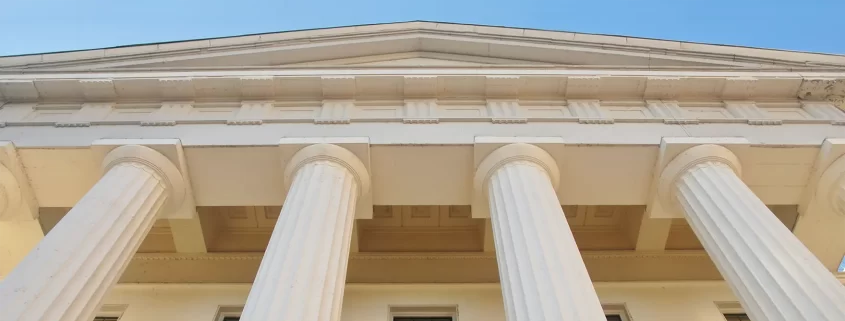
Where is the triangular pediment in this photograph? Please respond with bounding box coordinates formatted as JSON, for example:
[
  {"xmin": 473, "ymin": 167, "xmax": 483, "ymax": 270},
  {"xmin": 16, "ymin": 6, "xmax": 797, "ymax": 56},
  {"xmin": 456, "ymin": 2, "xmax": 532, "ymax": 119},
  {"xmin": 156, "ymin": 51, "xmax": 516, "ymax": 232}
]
[
  {"xmin": 283, "ymin": 52, "xmax": 554, "ymax": 67},
  {"xmin": 2, "ymin": 21, "xmax": 844, "ymax": 70}
]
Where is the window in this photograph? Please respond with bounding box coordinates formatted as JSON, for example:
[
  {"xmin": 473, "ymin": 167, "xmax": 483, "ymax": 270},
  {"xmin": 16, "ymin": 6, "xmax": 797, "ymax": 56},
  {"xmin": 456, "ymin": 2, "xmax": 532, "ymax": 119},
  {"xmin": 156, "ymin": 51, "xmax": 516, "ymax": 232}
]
[
  {"xmin": 221, "ymin": 318, "xmax": 240, "ymax": 321},
  {"xmin": 606, "ymin": 315, "xmax": 623, "ymax": 321},
  {"xmin": 724, "ymin": 314, "xmax": 751, "ymax": 321},
  {"xmin": 390, "ymin": 306, "xmax": 457, "ymax": 320}
]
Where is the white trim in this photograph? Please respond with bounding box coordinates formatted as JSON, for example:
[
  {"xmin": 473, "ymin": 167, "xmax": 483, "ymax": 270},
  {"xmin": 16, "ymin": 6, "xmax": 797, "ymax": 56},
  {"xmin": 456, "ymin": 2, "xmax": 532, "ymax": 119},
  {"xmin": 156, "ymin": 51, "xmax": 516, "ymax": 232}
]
[
  {"xmin": 3, "ymin": 22, "xmax": 844, "ymax": 68},
  {"xmin": 213, "ymin": 306, "xmax": 243, "ymax": 321},
  {"xmin": 95, "ymin": 304, "xmax": 127, "ymax": 319},
  {"xmin": 716, "ymin": 302, "xmax": 746, "ymax": 317},
  {"xmin": 602, "ymin": 304, "xmax": 631, "ymax": 321},
  {"xmin": 388, "ymin": 305, "xmax": 459, "ymax": 321}
]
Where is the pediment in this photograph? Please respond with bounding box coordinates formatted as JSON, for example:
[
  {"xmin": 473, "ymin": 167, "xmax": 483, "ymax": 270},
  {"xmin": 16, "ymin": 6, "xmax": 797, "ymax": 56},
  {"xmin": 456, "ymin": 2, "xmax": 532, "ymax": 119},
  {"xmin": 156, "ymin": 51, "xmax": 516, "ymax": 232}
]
[
  {"xmin": 2, "ymin": 21, "xmax": 845, "ymax": 71},
  {"xmin": 285, "ymin": 52, "xmax": 554, "ymax": 67}
]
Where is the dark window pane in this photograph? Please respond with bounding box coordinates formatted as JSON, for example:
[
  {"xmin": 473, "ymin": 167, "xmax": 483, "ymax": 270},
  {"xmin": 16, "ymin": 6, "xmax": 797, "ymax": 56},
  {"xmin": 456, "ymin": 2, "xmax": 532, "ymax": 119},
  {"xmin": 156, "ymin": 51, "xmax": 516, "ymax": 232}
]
[
  {"xmin": 222, "ymin": 318, "xmax": 240, "ymax": 321},
  {"xmin": 606, "ymin": 315, "xmax": 623, "ymax": 321},
  {"xmin": 724, "ymin": 314, "xmax": 751, "ymax": 321}
]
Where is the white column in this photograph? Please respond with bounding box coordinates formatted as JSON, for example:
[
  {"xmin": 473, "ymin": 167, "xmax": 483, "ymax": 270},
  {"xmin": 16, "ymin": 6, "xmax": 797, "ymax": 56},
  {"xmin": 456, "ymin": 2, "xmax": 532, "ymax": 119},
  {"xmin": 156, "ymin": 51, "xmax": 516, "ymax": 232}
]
[
  {"xmin": 474, "ymin": 143, "xmax": 606, "ymax": 321},
  {"xmin": 657, "ymin": 144, "xmax": 845, "ymax": 321},
  {"xmin": 0, "ymin": 145, "xmax": 186, "ymax": 321},
  {"xmin": 240, "ymin": 144, "xmax": 370, "ymax": 321}
]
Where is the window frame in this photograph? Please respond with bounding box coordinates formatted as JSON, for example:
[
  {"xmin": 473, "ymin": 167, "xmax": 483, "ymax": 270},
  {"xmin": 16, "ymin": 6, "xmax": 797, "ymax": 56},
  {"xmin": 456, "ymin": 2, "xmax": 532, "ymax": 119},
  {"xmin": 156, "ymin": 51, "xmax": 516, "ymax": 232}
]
[
  {"xmin": 214, "ymin": 306, "xmax": 243, "ymax": 321},
  {"xmin": 388, "ymin": 305, "xmax": 458, "ymax": 321},
  {"xmin": 93, "ymin": 304, "xmax": 127, "ymax": 321},
  {"xmin": 602, "ymin": 304, "xmax": 631, "ymax": 321},
  {"xmin": 717, "ymin": 302, "xmax": 748, "ymax": 321}
]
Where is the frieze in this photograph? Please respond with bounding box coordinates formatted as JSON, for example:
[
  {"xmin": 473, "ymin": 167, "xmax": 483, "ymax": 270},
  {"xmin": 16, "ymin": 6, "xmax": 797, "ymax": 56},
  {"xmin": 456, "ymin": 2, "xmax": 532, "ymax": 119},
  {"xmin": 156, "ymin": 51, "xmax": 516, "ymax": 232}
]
[{"xmin": 0, "ymin": 98, "xmax": 842, "ymax": 127}]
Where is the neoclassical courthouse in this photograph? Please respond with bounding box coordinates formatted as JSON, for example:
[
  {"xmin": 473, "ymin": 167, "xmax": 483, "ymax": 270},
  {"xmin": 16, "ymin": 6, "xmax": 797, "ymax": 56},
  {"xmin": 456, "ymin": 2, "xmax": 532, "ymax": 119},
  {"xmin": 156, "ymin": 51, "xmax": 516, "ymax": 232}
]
[{"xmin": 2, "ymin": 21, "xmax": 845, "ymax": 321}]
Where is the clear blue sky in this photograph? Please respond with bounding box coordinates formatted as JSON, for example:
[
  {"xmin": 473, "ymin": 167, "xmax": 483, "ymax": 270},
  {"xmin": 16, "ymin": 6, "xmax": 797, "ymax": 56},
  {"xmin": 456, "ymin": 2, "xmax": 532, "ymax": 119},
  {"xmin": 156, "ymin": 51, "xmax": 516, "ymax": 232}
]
[{"xmin": 1, "ymin": 0, "xmax": 844, "ymax": 56}]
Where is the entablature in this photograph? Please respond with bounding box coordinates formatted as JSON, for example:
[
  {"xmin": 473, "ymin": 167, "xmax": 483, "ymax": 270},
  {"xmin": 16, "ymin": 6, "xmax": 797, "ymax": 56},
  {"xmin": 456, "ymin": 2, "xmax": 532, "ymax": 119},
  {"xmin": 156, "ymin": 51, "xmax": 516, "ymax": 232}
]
[
  {"xmin": 1, "ymin": 72, "xmax": 844, "ymax": 104},
  {"xmin": 1, "ymin": 98, "xmax": 842, "ymax": 128}
]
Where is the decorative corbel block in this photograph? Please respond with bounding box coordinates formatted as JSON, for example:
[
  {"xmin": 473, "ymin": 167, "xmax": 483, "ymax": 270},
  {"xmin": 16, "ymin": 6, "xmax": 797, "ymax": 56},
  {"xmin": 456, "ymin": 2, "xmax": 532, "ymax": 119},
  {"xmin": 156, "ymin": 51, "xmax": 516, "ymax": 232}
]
[
  {"xmin": 56, "ymin": 103, "xmax": 113, "ymax": 127},
  {"xmin": 486, "ymin": 100, "xmax": 526, "ymax": 124},
  {"xmin": 316, "ymin": 100, "xmax": 353, "ymax": 124},
  {"xmin": 227, "ymin": 101, "xmax": 273, "ymax": 125},
  {"xmin": 403, "ymin": 100, "xmax": 438, "ymax": 124},
  {"xmin": 568, "ymin": 100, "xmax": 613, "ymax": 124},
  {"xmin": 643, "ymin": 77, "xmax": 680, "ymax": 100},
  {"xmin": 0, "ymin": 80, "xmax": 39, "ymax": 102},
  {"xmin": 403, "ymin": 76, "xmax": 438, "ymax": 98},
  {"xmin": 725, "ymin": 101, "xmax": 781, "ymax": 125},
  {"xmin": 159, "ymin": 78, "xmax": 195, "ymax": 101},
  {"xmin": 646, "ymin": 100, "xmax": 698, "ymax": 124},
  {"xmin": 79, "ymin": 79, "xmax": 117, "ymax": 101},
  {"xmin": 321, "ymin": 76, "xmax": 356, "ymax": 99},
  {"xmin": 141, "ymin": 102, "xmax": 192, "ymax": 126},
  {"xmin": 485, "ymin": 76, "xmax": 520, "ymax": 98},
  {"xmin": 722, "ymin": 77, "xmax": 758, "ymax": 100},
  {"xmin": 802, "ymin": 102, "xmax": 845, "ymax": 125},
  {"xmin": 565, "ymin": 76, "xmax": 600, "ymax": 99},
  {"xmin": 240, "ymin": 76, "xmax": 275, "ymax": 99}
]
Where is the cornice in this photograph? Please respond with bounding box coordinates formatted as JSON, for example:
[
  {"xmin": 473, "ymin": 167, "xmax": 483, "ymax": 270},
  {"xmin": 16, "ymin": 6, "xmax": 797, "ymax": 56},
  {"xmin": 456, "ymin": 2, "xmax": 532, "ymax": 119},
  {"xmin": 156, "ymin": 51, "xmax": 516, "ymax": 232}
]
[
  {"xmin": 0, "ymin": 74, "xmax": 843, "ymax": 107},
  {"xmin": 4, "ymin": 22, "xmax": 845, "ymax": 69}
]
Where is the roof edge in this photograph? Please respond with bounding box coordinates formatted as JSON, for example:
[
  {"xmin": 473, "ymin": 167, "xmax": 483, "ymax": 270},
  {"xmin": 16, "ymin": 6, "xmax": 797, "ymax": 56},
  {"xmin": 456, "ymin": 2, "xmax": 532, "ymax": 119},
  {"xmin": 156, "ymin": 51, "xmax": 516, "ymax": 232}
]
[{"xmin": 2, "ymin": 21, "xmax": 844, "ymax": 68}]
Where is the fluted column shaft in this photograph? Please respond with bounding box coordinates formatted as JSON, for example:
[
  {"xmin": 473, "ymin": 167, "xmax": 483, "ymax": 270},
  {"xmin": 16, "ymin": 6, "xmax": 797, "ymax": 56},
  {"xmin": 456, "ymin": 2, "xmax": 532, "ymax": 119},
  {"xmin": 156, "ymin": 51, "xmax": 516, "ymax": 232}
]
[
  {"xmin": 241, "ymin": 144, "xmax": 367, "ymax": 321},
  {"xmin": 479, "ymin": 144, "xmax": 605, "ymax": 321},
  {"xmin": 673, "ymin": 161, "xmax": 845, "ymax": 320},
  {"xmin": 0, "ymin": 161, "xmax": 170, "ymax": 321}
]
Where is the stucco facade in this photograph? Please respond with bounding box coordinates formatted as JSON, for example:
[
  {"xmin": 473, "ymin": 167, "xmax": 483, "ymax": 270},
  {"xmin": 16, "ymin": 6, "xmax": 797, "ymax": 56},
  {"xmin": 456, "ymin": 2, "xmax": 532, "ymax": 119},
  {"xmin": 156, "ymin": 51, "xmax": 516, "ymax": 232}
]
[{"xmin": 1, "ymin": 21, "xmax": 845, "ymax": 321}]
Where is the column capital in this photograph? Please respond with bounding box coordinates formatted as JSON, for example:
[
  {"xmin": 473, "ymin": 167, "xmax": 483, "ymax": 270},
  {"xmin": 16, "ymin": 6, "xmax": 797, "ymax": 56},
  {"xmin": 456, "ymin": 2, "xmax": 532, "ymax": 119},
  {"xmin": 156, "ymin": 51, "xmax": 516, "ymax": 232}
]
[
  {"xmin": 818, "ymin": 153, "xmax": 845, "ymax": 216},
  {"xmin": 0, "ymin": 164, "xmax": 22, "ymax": 220},
  {"xmin": 284, "ymin": 143, "xmax": 371, "ymax": 197},
  {"xmin": 474, "ymin": 143, "xmax": 560, "ymax": 193},
  {"xmin": 102, "ymin": 144, "xmax": 186, "ymax": 214},
  {"xmin": 657, "ymin": 144, "xmax": 742, "ymax": 213},
  {"xmin": 0, "ymin": 142, "xmax": 38, "ymax": 221},
  {"xmin": 472, "ymin": 143, "xmax": 560, "ymax": 219}
]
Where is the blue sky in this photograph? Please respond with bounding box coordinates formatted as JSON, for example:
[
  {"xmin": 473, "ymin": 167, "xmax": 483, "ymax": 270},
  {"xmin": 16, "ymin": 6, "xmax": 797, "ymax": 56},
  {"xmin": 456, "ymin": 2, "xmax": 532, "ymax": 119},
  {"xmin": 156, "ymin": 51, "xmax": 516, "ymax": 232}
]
[{"xmin": 1, "ymin": 0, "xmax": 844, "ymax": 56}]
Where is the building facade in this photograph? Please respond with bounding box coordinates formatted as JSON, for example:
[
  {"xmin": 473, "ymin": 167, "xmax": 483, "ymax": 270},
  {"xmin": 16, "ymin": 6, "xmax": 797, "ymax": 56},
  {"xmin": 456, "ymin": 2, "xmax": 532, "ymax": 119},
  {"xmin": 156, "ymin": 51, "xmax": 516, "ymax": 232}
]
[{"xmin": 1, "ymin": 21, "xmax": 845, "ymax": 321}]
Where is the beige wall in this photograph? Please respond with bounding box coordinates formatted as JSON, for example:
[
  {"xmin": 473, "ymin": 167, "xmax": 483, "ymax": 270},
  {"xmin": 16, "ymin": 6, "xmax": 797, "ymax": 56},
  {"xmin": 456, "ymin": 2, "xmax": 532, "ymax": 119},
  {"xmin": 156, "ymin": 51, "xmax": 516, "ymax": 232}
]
[{"xmin": 103, "ymin": 282, "xmax": 750, "ymax": 321}]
